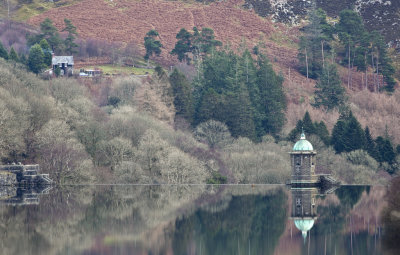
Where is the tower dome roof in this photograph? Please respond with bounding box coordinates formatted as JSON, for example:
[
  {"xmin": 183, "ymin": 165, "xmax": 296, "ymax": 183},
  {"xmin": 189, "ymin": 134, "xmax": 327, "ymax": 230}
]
[{"xmin": 293, "ymin": 132, "xmax": 313, "ymax": 151}]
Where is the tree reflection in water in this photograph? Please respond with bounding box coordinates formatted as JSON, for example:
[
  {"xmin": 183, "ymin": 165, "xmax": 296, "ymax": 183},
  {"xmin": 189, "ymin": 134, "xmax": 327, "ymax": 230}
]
[
  {"xmin": 382, "ymin": 177, "xmax": 400, "ymax": 255},
  {"xmin": 0, "ymin": 184, "xmax": 390, "ymax": 255}
]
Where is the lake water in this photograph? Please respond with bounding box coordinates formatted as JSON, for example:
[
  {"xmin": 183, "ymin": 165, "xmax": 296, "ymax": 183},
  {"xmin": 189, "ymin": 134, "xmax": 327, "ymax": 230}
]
[{"xmin": 0, "ymin": 185, "xmax": 394, "ymax": 255}]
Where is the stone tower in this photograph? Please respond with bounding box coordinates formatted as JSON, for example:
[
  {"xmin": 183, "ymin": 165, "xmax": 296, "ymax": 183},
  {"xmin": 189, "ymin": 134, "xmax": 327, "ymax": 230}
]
[{"xmin": 290, "ymin": 132, "xmax": 317, "ymax": 185}]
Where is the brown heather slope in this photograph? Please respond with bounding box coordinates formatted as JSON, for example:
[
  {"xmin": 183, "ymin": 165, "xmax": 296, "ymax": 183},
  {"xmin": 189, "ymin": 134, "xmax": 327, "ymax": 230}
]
[
  {"xmin": 29, "ymin": 0, "xmax": 400, "ymax": 143},
  {"xmin": 29, "ymin": 0, "xmax": 300, "ymax": 69}
]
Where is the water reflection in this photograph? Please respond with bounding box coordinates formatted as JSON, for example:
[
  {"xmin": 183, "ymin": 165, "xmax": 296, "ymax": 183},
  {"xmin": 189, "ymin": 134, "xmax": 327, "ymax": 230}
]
[
  {"xmin": 290, "ymin": 187, "xmax": 319, "ymax": 243},
  {"xmin": 0, "ymin": 185, "xmax": 388, "ymax": 255},
  {"xmin": 0, "ymin": 185, "xmax": 51, "ymax": 205},
  {"xmin": 381, "ymin": 177, "xmax": 400, "ymax": 255},
  {"xmin": 287, "ymin": 185, "xmax": 385, "ymax": 255}
]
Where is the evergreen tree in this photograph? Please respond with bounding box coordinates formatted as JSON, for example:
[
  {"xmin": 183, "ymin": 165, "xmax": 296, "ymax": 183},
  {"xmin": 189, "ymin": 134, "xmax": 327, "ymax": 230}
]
[
  {"xmin": 170, "ymin": 28, "xmax": 193, "ymax": 64},
  {"xmin": 370, "ymin": 31, "xmax": 396, "ymax": 92},
  {"xmin": 331, "ymin": 119, "xmax": 347, "ymax": 153},
  {"xmin": 225, "ymin": 85, "xmax": 257, "ymax": 140},
  {"xmin": 192, "ymin": 27, "xmax": 222, "ymax": 58},
  {"xmin": 39, "ymin": 18, "xmax": 62, "ymax": 52},
  {"xmin": 0, "ymin": 42, "xmax": 9, "ymax": 60},
  {"xmin": 336, "ymin": 9, "xmax": 366, "ymax": 77},
  {"xmin": 364, "ymin": 126, "xmax": 378, "ymax": 159},
  {"xmin": 28, "ymin": 44, "xmax": 45, "ymax": 74},
  {"xmin": 39, "ymin": 39, "xmax": 52, "ymax": 67},
  {"xmin": 315, "ymin": 121, "xmax": 330, "ymax": 145},
  {"xmin": 288, "ymin": 119, "xmax": 304, "ymax": 142},
  {"xmin": 19, "ymin": 53, "xmax": 27, "ymax": 65},
  {"xmin": 196, "ymin": 88, "xmax": 227, "ymax": 125},
  {"xmin": 375, "ymin": 136, "xmax": 396, "ymax": 164},
  {"xmin": 169, "ymin": 69, "xmax": 194, "ymax": 122},
  {"xmin": 313, "ymin": 63, "xmax": 346, "ymax": 111},
  {"xmin": 255, "ymin": 54, "xmax": 286, "ymax": 135},
  {"xmin": 8, "ymin": 47, "xmax": 18, "ymax": 62},
  {"xmin": 193, "ymin": 48, "xmax": 285, "ymax": 140},
  {"xmin": 343, "ymin": 112, "xmax": 366, "ymax": 152},
  {"xmin": 298, "ymin": 8, "xmax": 333, "ymax": 79},
  {"xmin": 396, "ymin": 145, "xmax": 400, "ymax": 155},
  {"xmin": 302, "ymin": 111, "xmax": 315, "ymax": 134},
  {"xmin": 62, "ymin": 18, "xmax": 78, "ymax": 55},
  {"xmin": 144, "ymin": 29, "xmax": 162, "ymax": 62},
  {"xmin": 331, "ymin": 112, "xmax": 365, "ymax": 153},
  {"xmin": 287, "ymin": 112, "xmax": 330, "ymax": 145}
]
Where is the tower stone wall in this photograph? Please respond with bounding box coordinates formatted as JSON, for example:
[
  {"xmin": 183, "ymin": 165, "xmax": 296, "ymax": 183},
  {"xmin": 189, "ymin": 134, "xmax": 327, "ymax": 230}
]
[{"xmin": 290, "ymin": 151, "xmax": 318, "ymax": 183}]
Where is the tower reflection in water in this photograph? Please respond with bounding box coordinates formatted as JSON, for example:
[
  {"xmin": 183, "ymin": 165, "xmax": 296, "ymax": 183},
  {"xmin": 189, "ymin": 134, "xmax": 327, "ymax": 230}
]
[{"xmin": 290, "ymin": 187, "xmax": 318, "ymax": 243}]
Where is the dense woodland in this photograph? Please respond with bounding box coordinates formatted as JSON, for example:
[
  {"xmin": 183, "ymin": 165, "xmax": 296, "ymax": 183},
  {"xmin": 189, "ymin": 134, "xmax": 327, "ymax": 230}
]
[{"xmin": 0, "ymin": 5, "xmax": 399, "ymax": 185}]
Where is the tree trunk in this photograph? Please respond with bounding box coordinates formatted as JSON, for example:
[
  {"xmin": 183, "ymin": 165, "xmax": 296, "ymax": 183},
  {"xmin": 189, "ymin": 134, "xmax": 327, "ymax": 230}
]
[
  {"xmin": 350, "ymin": 47, "xmax": 356, "ymax": 90},
  {"xmin": 347, "ymin": 44, "xmax": 351, "ymax": 89},
  {"xmin": 376, "ymin": 52, "xmax": 380, "ymax": 92},
  {"xmin": 365, "ymin": 52, "xmax": 368, "ymax": 90},
  {"xmin": 321, "ymin": 40, "xmax": 325, "ymax": 69},
  {"xmin": 371, "ymin": 53, "xmax": 376, "ymax": 92},
  {"xmin": 305, "ymin": 48, "xmax": 309, "ymax": 81}
]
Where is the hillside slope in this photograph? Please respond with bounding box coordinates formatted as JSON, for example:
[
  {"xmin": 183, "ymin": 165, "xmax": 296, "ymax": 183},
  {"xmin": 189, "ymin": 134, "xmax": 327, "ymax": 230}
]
[
  {"xmin": 27, "ymin": 0, "xmax": 400, "ymax": 144},
  {"xmin": 244, "ymin": 0, "xmax": 400, "ymax": 44},
  {"xmin": 28, "ymin": 0, "xmax": 299, "ymax": 66}
]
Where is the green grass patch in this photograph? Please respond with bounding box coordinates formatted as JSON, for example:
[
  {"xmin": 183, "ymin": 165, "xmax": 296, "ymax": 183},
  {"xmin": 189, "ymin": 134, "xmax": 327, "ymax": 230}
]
[
  {"xmin": 82, "ymin": 65, "xmax": 154, "ymax": 75},
  {"xmin": 269, "ymin": 30, "xmax": 297, "ymax": 49},
  {"xmin": 13, "ymin": 0, "xmax": 81, "ymax": 21}
]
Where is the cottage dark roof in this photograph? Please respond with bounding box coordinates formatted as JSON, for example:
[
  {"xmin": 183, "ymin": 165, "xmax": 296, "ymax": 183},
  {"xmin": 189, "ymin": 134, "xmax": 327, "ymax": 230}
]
[{"xmin": 52, "ymin": 56, "xmax": 74, "ymax": 66}]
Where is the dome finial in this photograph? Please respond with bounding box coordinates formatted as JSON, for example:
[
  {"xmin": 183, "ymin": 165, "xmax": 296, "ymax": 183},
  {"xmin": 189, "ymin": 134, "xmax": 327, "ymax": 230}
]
[{"xmin": 300, "ymin": 127, "xmax": 306, "ymax": 140}]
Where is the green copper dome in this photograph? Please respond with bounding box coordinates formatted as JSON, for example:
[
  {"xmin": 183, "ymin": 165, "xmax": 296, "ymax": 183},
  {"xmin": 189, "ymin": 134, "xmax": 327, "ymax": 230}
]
[{"xmin": 293, "ymin": 132, "xmax": 313, "ymax": 151}]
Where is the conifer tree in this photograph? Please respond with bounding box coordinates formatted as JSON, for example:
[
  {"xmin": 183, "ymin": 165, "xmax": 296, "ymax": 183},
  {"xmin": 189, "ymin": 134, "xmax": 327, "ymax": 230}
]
[
  {"xmin": 170, "ymin": 28, "xmax": 193, "ymax": 64},
  {"xmin": 364, "ymin": 126, "xmax": 378, "ymax": 159},
  {"xmin": 40, "ymin": 18, "xmax": 62, "ymax": 52},
  {"xmin": 287, "ymin": 112, "xmax": 330, "ymax": 145},
  {"xmin": 331, "ymin": 120, "xmax": 347, "ymax": 153},
  {"xmin": 192, "ymin": 27, "xmax": 222, "ymax": 57},
  {"xmin": 144, "ymin": 29, "xmax": 162, "ymax": 63},
  {"xmin": 375, "ymin": 136, "xmax": 396, "ymax": 164},
  {"xmin": 314, "ymin": 121, "xmax": 330, "ymax": 145},
  {"xmin": 343, "ymin": 112, "xmax": 366, "ymax": 152},
  {"xmin": 302, "ymin": 111, "xmax": 315, "ymax": 134},
  {"xmin": 62, "ymin": 18, "xmax": 78, "ymax": 55},
  {"xmin": 225, "ymin": 85, "xmax": 256, "ymax": 140},
  {"xmin": 256, "ymin": 54, "xmax": 286, "ymax": 135},
  {"xmin": 313, "ymin": 63, "xmax": 346, "ymax": 111},
  {"xmin": 39, "ymin": 39, "xmax": 52, "ymax": 66},
  {"xmin": 19, "ymin": 53, "xmax": 27, "ymax": 65},
  {"xmin": 28, "ymin": 44, "xmax": 45, "ymax": 74},
  {"xmin": 0, "ymin": 42, "xmax": 9, "ymax": 60},
  {"xmin": 8, "ymin": 47, "xmax": 18, "ymax": 62},
  {"xmin": 193, "ymin": 47, "xmax": 285, "ymax": 140},
  {"xmin": 169, "ymin": 69, "xmax": 194, "ymax": 122},
  {"xmin": 298, "ymin": 8, "xmax": 333, "ymax": 79},
  {"xmin": 331, "ymin": 112, "xmax": 365, "ymax": 153}
]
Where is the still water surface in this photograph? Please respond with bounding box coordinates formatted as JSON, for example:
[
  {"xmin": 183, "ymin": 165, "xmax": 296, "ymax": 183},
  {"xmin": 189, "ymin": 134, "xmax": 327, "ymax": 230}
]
[{"xmin": 0, "ymin": 185, "xmax": 394, "ymax": 255}]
